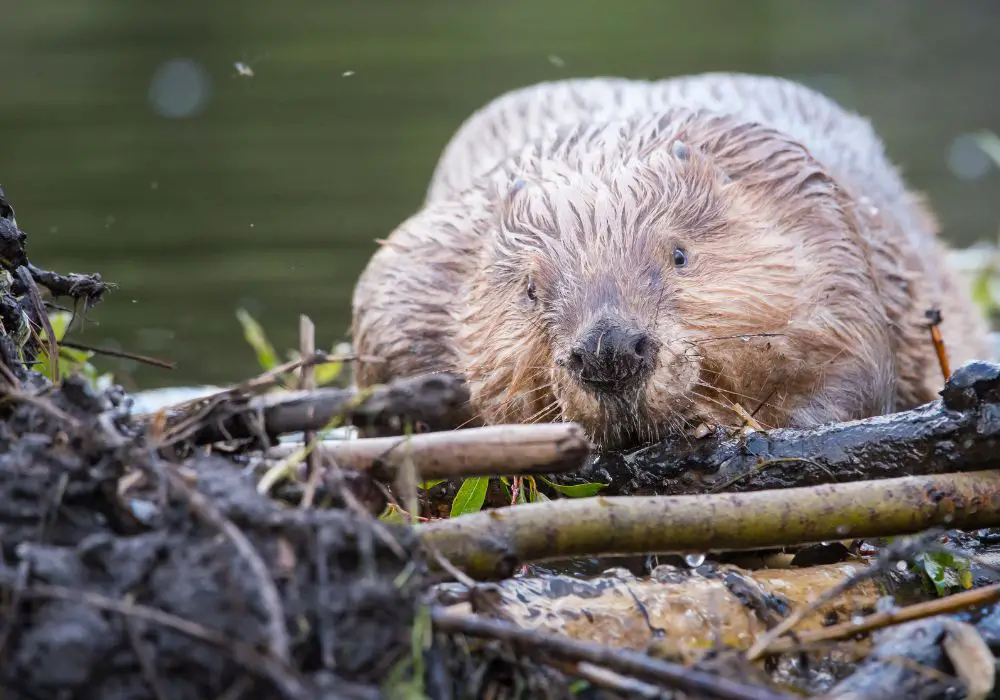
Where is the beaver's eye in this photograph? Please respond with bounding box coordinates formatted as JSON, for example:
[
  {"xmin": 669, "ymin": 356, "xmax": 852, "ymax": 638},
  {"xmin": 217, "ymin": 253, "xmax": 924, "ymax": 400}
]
[
  {"xmin": 526, "ymin": 277, "xmax": 537, "ymax": 302},
  {"xmin": 672, "ymin": 247, "xmax": 688, "ymax": 268}
]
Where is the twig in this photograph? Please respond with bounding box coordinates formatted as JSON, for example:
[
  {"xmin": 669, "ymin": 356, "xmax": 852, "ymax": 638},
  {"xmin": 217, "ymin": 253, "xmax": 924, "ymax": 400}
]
[
  {"xmin": 269, "ymin": 423, "xmax": 592, "ymax": 481},
  {"xmin": 25, "ymin": 262, "xmax": 112, "ymax": 305},
  {"xmin": 926, "ymin": 308, "xmax": 952, "ymax": 381},
  {"xmin": 59, "ymin": 339, "xmax": 175, "ymax": 370},
  {"xmin": 764, "ymin": 580, "xmax": 1000, "ymax": 656},
  {"xmin": 0, "ymin": 389, "xmax": 82, "ymax": 429},
  {"xmin": 0, "ymin": 560, "xmax": 30, "ymax": 661},
  {"xmin": 13, "ymin": 582, "xmax": 312, "ymax": 699},
  {"xmin": 16, "ymin": 266, "xmax": 59, "ymax": 383},
  {"xmin": 186, "ymin": 372, "xmax": 470, "ymax": 446},
  {"xmin": 153, "ymin": 457, "xmax": 290, "ymax": 665},
  {"xmin": 744, "ymin": 530, "xmax": 950, "ymax": 661},
  {"xmin": 122, "ymin": 592, "xmax": 170, "ymax": 700},
  {"xmin": 298, "ymin": 315, "xmax": 321, "ymax": 509},
  {"xmin": 430, "ymin": 608, "xmax": 793, "ymax": 700},
  {"xmin": 551, "ymin": 658, "xmax": 670, "ymax": 698}
]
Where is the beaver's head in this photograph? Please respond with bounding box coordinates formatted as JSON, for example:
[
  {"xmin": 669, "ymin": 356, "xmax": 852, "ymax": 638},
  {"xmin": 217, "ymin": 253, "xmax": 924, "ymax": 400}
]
[{"xmin": 456, "ymin": 118, "xmax": 893, "ymax": 448}]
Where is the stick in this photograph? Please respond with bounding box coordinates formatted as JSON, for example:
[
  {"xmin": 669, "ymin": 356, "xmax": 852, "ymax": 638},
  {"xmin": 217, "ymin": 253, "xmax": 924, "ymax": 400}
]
[
  {"xmin": 188, "ymin": 372, "xmax": 470, "ymax": 445},
  {"xmin": 418, "ymin": 470, "xmax": 1000, "ymax": 579},
  {"xmin": 763, "ymin": 581, "xmax": 1000, "ymax": 657},
  {"xmin": 269, "ymin": 423, "xmax": 592, "ymax": 481},
  {"xmin": 297, "ymin": 315, "xmax": 321, "ymax": 509},
  {"xmin": 430, "ymin": 609, "xmax": 793, "ymax": 700}
]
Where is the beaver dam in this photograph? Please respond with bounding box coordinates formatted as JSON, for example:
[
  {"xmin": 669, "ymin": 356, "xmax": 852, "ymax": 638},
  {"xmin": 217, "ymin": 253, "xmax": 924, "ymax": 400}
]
[{"xmin": 6, "ymin": 188, "xmax": 1000, "ymax": 699}]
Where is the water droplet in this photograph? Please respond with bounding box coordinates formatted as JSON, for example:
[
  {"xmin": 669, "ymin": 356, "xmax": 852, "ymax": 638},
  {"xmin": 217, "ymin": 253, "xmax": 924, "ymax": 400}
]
[
  {"xmin": 342, "ymin": 70, "xmax": 355, "ymax": 77},
  {"xmin": 896, "ymin": 560, "xmax": 908, "ymax": 572},
  {"xmin": 947, "ymin": 132, "xmax": 995, "ymax": 181},
  {"xmin": 836, "ymin": 524, "xmax": 850, "ymax": 535},
  {"xmin": 148, "ymin": 58, "xmax": 212, "ymax": 119},
  {"xmin": 851, "ymin": 615, "xmax": 865, "ymax": 625},
  {"xmin": 684, "ymin": 553, "xmax": 706, "ymax": 567},
  {"xmin": 548, "ymin": 55, "xmax": 565, "ymax": 68},
  {"xmin": 943, "ymin": 514, "xmax": 954, "ymax": 523}
]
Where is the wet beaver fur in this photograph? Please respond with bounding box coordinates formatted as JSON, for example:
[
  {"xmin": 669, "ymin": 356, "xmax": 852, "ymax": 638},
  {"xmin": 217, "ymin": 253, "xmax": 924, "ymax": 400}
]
[{"xmin": 351, "ymin": 73, "xmax": 991, "ymax": 448}]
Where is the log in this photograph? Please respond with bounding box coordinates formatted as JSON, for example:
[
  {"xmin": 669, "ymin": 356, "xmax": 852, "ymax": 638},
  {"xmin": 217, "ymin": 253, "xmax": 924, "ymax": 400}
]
[
  {"xmin": 566, "ymin": 360, "xmax": 1000, "ymax": 497},
  {"xmin": 418, "ymin": 469, "xmax": 1000, "ymax": 580}
]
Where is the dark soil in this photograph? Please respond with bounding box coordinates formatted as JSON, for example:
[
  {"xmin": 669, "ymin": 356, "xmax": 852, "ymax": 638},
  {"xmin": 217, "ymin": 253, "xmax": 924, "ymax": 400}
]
[{"xmin": 0, "ymin": 370, "xmax": 429, "ymax": 699}]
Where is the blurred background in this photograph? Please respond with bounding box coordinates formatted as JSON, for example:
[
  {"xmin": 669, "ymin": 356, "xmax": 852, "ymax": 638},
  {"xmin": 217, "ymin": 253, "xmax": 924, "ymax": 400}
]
[{"xmin": 2, "ymin": 0, "xmax": 999, "ymax": 391}]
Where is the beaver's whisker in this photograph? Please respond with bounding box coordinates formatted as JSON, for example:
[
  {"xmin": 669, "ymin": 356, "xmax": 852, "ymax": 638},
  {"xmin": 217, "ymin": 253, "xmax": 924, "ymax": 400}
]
[
  {"xmin": 689, "ymin": 332, "xmax": 788, "ymax": 345},
  {"xmin": 692, "ymin": 380, "xmax": 784, "ymax": 413}
]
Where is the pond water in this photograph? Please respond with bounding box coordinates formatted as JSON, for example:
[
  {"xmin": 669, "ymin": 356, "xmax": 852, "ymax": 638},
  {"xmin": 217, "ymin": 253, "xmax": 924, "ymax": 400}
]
[{"xmin": 3, "ymin": 0, "xmax": 1000, "ymax": 391}]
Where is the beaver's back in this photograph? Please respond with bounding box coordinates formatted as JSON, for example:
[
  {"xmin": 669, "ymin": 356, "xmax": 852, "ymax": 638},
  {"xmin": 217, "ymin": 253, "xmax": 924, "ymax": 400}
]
[{"xmin": 428, "ymin": 74, "xmax": 929, "ymax": 270}]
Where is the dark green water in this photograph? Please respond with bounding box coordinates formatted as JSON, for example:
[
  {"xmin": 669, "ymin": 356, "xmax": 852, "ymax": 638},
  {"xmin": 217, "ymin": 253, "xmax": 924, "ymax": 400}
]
[{"xmin": 2, "ymin": 0, "xmax": 999, "ymax": 390}]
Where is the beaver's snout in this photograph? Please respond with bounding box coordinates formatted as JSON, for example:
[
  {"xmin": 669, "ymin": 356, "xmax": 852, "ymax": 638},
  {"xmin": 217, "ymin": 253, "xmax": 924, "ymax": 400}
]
[{"xmin": 566, "ymin": 317, "xmax": 656, "ymax": 393}]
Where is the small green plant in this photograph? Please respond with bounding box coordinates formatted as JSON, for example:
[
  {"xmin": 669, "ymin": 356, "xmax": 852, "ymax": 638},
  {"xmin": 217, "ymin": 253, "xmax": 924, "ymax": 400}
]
[
  {"xmin": 916, "ymin": 550, "xmax": 973, "ymax": 597},
  {"xmin": 447, "ymin": 474, "xmax": 609, "ymax": 518},
  {"xmin": 235, "ymin": 308, "xmax": 344, "ymax": 386},
  {"xmin": 36, "ymin": 310, "xmax": 114, "ymax": 390}
]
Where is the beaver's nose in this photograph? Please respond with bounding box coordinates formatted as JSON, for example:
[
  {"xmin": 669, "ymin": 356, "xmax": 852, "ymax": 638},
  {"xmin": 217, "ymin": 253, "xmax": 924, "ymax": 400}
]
[{"xmin": 567, "ymin": 319, "xmax": 656, "ymax": 391}]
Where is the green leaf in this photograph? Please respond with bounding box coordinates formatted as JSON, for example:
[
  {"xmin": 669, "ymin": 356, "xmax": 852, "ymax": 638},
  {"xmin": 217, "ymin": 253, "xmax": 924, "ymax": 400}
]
[
  {"xmin": 235, "ymin": 308, "xmax": 279, "ymax": 371},
  {"xmin": 418, "ymin": 479, "xmax": 445, "ymax": 490},
  {"xmin": 538, "ymin": 476, "xmax": 608, "ymax": 498},
  {"xmin": 970, "ymin": 268, "xmax": 997, "ymax": 314},
  {"xmin": 450, "ymin": 476, "xmax": 489, "ymax": 517},
  {"xmin": 529, "ymin": 486, "xmax": 550, "ymax": 503},
  {"xmin": 918, "ymin": 551, "xmax": 971, "ymax": 597},
  {"xmin": 42, "ymin": 311, "xmax": 73, "ymax": 342},
  {"xmin": 314, "ymin": 356, "xmax": 343, "ymax": 386},
  {"xmin": 379, "ymin": 504, "xmax": 407, "ymax": 524}
]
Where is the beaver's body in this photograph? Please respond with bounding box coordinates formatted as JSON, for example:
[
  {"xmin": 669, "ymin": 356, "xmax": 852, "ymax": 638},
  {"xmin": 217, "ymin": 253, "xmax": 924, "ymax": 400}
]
[{"xmin": 351, "ymin": 73, "xmax": 990, "ymax": 448}]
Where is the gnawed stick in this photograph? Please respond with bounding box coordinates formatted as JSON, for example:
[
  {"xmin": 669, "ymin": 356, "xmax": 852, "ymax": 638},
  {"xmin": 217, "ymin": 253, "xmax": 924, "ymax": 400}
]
[
  {"xmin": 418, "ymin": 469, "xmax": 1000, "ymax": 580},
  {"xmin": 268, "ymin": 423, "xmax": 592, "ymax": 481},
  {"xmin": 187, "ymin": 373, "xmax": 470, "ymax": 445}
]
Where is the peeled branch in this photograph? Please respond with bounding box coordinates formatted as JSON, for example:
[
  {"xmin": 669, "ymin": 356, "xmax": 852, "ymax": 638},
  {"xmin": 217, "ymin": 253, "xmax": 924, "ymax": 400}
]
[
  {"xmin": 269, "ymin": 423, "xmax": 593, "ymax": 481},
  {"xmin": 419, "ymin": 469, "xmax": 1000, "ymax": 579}
]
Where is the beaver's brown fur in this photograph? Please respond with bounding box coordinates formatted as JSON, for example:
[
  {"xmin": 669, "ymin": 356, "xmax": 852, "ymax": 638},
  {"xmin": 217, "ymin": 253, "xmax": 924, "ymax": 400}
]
[{"xmin": 351, "ymin": 73, "xmax": 991, "ymax": 448}]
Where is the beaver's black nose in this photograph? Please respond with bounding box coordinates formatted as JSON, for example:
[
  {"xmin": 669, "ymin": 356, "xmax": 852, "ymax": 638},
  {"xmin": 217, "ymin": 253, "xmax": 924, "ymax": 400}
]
[{"xmin": 567, "ymin": 319, "xmax": 656, "ymax": 391}]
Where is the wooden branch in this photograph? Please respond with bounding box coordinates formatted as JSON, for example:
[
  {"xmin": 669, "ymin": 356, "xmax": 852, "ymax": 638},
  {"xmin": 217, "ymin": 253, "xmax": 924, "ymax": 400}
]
[
  {"xmin": 188, "ymin": 372, "xmax": 470, "ymax": 445},
  {"xmin": 430, "ymin": 609, "xmax": 795, "ymax": 700},
  {"xmin": 568, "ymin": 360, "xmax": 1000, "ymax": 497},
  {"xmin": 418, "ymin": 469, "xmax": 1000, "ymax": 580},
  {"xmin": 268, "ymin": 423, "xmax": 592, "ymax": 481}
]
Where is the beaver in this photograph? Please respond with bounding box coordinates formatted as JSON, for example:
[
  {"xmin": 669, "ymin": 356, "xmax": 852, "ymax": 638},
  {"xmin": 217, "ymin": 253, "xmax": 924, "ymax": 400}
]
[{"xmin": 351, "ymin": 73, "xmax": 992, "ymax": 448}]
